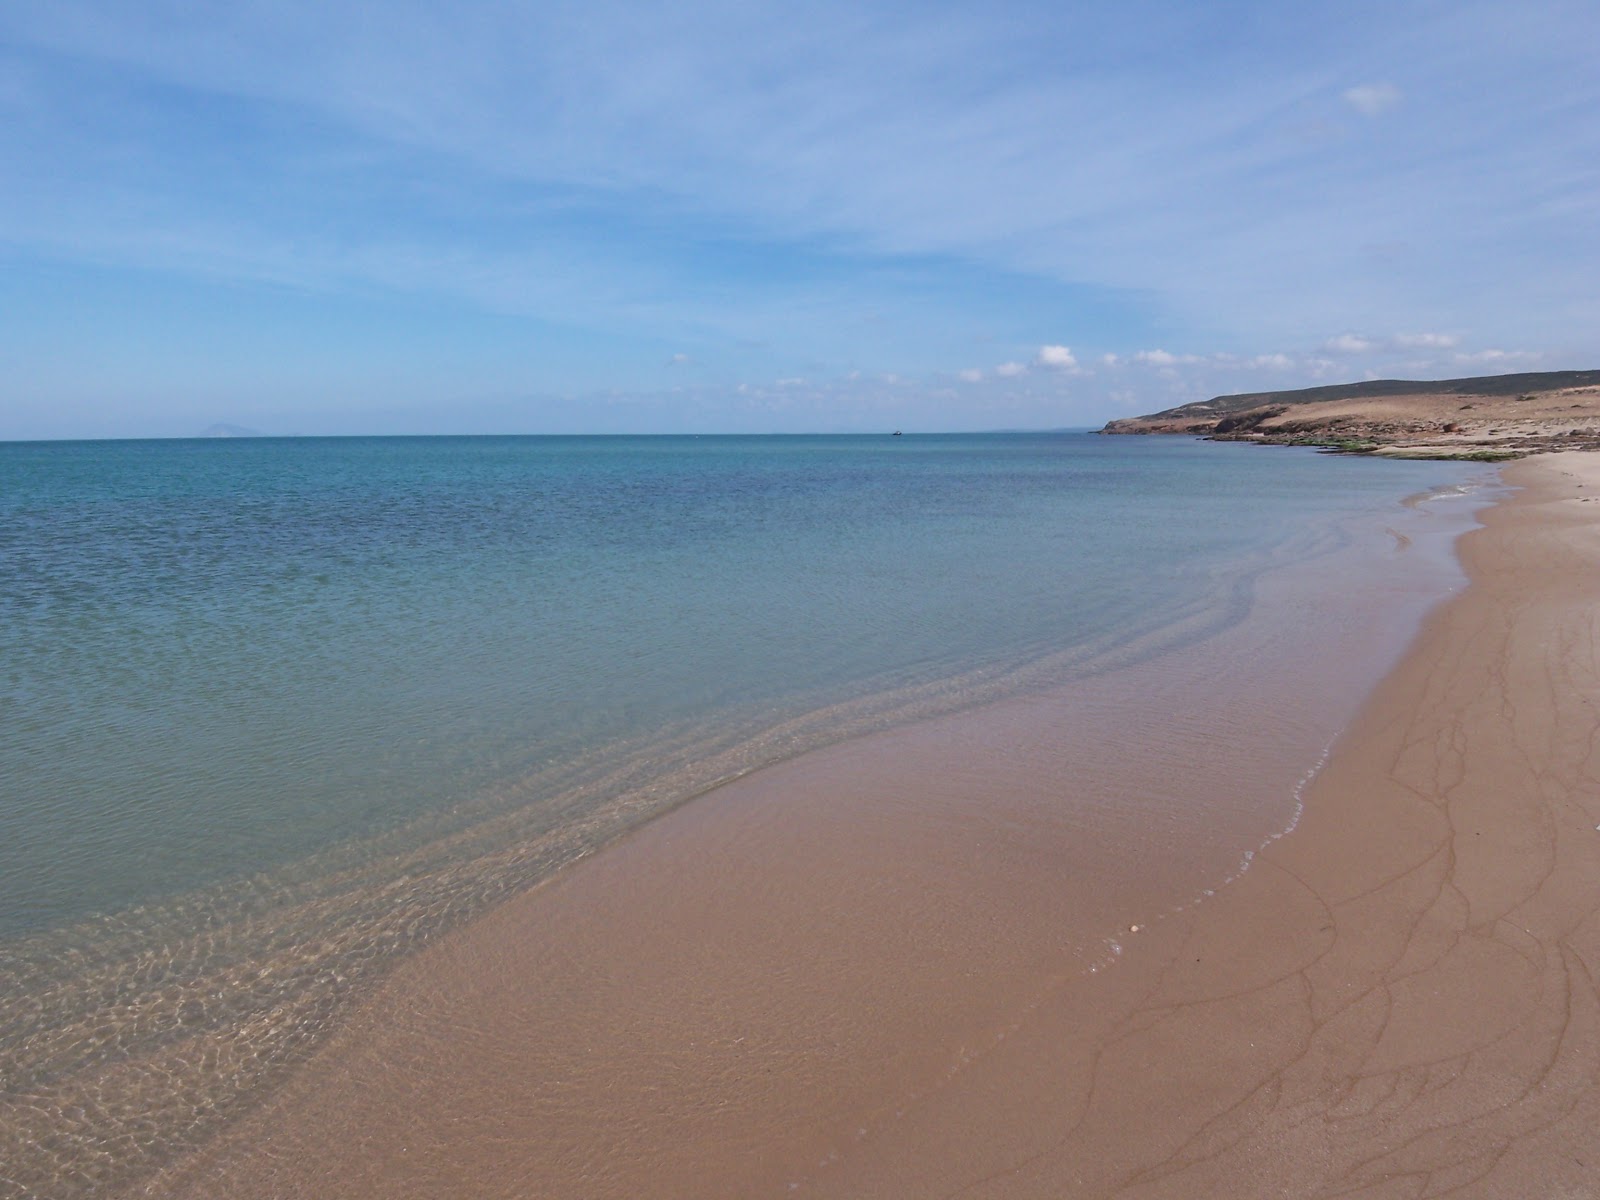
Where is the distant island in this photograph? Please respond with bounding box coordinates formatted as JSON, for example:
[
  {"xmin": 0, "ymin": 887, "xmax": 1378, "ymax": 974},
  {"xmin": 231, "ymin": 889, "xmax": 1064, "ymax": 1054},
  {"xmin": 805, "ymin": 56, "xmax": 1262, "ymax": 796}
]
[{"xmin": 1101, "ymin": 369, "xmax": 1600, "ymax": 459}]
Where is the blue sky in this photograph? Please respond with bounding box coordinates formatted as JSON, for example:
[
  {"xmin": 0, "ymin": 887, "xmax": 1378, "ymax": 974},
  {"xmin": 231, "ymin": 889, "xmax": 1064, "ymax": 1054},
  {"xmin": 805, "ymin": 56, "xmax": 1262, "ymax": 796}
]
[{"xmin": 2, "ymin": 0, "xmax": 1596, "ymax": 437}]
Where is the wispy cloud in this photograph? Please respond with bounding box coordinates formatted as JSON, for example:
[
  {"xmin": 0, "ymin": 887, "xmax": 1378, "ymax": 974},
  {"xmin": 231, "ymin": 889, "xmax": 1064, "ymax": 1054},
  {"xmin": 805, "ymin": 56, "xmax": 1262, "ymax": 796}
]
[
  {"xmin": 0, "ymin": 1, "xmax": 1596, "ymax": 435},
  {"xmin": 1454, "ymin": 348, "xmax": 1540, "ymax": 364},
  {"xmin": 1342, "ymin": 82, "xmax": 1403, "ymax": 117},
  {"xmin": 1392, "ymin": 332, "xmax": 1458, "ymax": 349},
  {"xmin": 1327, "ymin": 332, "xmax": 1464, "ymax": 355}
]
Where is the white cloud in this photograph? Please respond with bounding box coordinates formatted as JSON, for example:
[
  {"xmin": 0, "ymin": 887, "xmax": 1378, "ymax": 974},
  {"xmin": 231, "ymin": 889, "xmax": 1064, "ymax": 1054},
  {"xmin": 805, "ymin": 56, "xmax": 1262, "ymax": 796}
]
[
  {"xmin": 1343, "ymin": 83, "xmax": 1403, "ymax": 117},
  {"xmin": 666, "ymin": 352, "xmax": 691, "ymax": 365},
  {"xmin": 2, "ymin": 4, "xmax": 1597, "ymax": 438},
  {"xmin": 1100, "ymin": 353, "xmax": 1119, "ymax": 367},
  {"xmin": 1323, "ymin": 333, "xmax": 1375, "ymax": 354},
  {"xmin": 1392, "ymin": 332, "xmax": 1458, "ymax": 349},
  {"xmin": 958, "ymin": 368, "xmax": 983, "ymax": 383},
  {"xmin": 1133, "ymin": 348, "xmax": 1201, "ymax": 366},
  {"xmin": 1034, "ymin": 343, "xmax": 1077, "ymax": 370},
  {"xmin": 1247, "ymin": 353, "xmax": 1294, "ymax": 369},
  {"xmin": 1453, "ymin": 348, "xmax": 1539, "ymax": 365},
  {"xmin": 995, "ymin": 361, "xmax": 1027, "ymax": 378}
]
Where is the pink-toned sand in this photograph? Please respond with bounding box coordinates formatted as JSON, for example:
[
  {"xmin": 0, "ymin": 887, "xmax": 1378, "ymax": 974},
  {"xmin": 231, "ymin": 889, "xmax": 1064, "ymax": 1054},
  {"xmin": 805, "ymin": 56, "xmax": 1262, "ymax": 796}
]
[{"xmin": 146, "ymin": 453, "xmax": 1600, "ymax": 1199}]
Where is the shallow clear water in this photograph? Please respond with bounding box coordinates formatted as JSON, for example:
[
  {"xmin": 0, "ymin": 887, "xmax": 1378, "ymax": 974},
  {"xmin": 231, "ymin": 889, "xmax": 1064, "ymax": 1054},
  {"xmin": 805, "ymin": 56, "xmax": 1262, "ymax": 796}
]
[
  {"xmin": 0, "ymin": 433, "xmax": 1476, "ymax": 935},
  {"xmin": 0, "ymin": 432, "xmax": 1486, "ymax": 1198}
]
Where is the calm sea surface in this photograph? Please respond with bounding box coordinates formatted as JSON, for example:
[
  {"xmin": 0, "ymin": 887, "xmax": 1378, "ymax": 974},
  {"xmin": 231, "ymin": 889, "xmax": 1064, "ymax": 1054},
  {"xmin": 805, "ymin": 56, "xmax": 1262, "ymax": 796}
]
[{"xmin": 0, "ymin": 432, "xmax": 1482, "ymax": 1197}]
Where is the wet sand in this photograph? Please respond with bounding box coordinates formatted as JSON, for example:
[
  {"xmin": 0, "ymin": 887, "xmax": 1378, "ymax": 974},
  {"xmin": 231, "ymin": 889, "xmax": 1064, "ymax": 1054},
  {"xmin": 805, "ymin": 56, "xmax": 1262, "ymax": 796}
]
[{"xmin": 145, "ymin": 454, "xmax": 1600, "ymax": 1198}]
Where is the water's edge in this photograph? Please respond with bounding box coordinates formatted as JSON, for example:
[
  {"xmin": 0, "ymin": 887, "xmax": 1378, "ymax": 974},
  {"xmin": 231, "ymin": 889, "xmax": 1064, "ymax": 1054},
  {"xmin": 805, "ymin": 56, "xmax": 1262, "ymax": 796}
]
[{"xmin": 0, "ymin": 450, "xmax": 1495, "ymax": 1200}]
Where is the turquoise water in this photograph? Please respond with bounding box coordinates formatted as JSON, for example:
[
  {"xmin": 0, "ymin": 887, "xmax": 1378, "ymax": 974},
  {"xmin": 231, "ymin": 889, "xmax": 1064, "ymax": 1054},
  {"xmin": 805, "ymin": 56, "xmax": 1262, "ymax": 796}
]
[
  {"xmin": 1, "ymin": 433, "xmax": 1472, "ymax": 934},
  {"xmin": 0, "ymin": 432, "xmax": 1482, "ymax": 1197}
]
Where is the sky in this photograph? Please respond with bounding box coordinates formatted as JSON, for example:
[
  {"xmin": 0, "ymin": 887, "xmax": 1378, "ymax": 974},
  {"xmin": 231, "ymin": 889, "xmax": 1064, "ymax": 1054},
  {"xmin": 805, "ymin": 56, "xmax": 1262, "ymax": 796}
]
[{"xmin": 1, "ymin": 0, "xmax": 1597, "ymax": 438}]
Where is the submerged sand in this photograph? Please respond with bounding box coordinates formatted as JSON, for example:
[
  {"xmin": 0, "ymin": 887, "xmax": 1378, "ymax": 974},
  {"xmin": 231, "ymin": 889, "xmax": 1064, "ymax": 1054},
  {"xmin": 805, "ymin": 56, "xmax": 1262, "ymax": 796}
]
[{"xmin": 144, "ymin": 454, "xmax": 1600, "ymax": 1198}]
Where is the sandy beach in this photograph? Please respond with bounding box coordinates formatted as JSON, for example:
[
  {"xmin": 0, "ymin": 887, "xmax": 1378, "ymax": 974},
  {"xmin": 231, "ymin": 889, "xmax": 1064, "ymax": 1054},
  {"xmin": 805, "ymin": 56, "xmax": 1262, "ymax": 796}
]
[{"xmin": 142, "ymin": 452, "xmax": 1600, "ymax": 1199}]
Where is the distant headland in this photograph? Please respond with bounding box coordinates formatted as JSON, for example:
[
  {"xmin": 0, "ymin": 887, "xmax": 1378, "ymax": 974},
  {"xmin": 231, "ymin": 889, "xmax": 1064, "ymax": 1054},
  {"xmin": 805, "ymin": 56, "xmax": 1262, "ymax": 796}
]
[{"xmin": 1101, "ymin": 369, "xmax": 1600, "ymax": 459}]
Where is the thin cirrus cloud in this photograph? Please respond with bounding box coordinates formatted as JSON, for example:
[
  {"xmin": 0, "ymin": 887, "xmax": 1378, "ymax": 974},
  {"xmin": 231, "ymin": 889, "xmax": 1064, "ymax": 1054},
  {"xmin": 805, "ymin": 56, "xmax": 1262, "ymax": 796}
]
[
  {"xmin": 0, "ymin": 0, "xmax": 1596, "ymax": 436},
  {"xmin": 1324, "ymin": 332, "xmax": 1462, "ymax": 355},
  {"xmin": 1392, "ymin": 332, "xmax": 1459, "ymax": 350},
  {"xmin": 1342, "ymin": 82, "xmax": 1403, "ymax": 117}
]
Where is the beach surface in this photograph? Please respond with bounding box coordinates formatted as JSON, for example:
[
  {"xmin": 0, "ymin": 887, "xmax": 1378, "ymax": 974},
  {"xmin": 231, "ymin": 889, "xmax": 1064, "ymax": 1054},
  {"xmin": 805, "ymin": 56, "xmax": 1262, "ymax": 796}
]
[{"xmin": 144, "ymin": 453, "xmax": 1600, "ymax": 1198}]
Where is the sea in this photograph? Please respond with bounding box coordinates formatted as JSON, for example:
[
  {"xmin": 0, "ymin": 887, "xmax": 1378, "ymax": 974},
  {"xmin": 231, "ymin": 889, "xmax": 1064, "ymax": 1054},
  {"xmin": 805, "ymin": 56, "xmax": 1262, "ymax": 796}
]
[{"xmin": 0, "ymin": 432, "xmax": 1490, "ymax": 1197}]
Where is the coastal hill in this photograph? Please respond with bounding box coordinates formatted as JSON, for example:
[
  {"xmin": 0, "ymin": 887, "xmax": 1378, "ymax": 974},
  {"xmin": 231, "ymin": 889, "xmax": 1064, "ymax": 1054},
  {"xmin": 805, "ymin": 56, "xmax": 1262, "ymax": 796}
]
[{"xmin": 1101, "ymin": 369, "xmax": 1600, "ymax": 458}]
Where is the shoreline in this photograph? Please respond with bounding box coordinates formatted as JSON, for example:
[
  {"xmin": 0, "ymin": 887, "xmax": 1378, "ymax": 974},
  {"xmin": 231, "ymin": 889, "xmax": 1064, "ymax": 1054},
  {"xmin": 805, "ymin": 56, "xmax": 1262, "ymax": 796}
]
[
  {"xmin": 2, "ymin": 442, "xmax": 1488, "ymax": 1200},
  {"xmin": 827, "ymin": 450, "xmax": 1600, "ymax": 1196},
  {"xmin": 125, "ymin": 459, "xmax": 1571, "ymax": 1197}
]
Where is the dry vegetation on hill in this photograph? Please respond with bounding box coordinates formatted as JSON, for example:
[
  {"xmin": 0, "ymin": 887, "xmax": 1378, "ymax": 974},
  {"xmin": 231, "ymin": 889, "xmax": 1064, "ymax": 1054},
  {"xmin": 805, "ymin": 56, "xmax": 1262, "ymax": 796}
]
[{"xmin": 1102, "ymin": 370, "xmax": 1600, "ymax": 459}]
